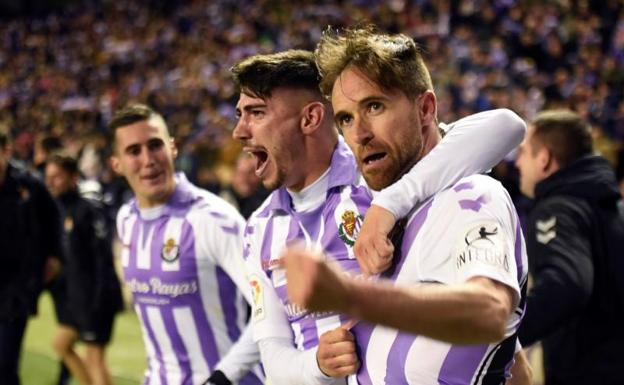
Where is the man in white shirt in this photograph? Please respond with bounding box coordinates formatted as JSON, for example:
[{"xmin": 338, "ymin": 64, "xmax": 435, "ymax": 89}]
[{"xmin": 232, "ymin": 48, "xmax": 526, "ymax": 384}]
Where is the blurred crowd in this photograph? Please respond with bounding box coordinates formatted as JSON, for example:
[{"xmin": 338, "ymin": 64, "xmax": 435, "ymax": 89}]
[{"xmin": 1, "ymin": 0, "xmax": 623, "ymax": 213}]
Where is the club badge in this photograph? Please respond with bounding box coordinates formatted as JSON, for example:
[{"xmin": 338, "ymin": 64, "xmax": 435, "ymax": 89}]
[
  {"xmin": 161, "ymin": 238, "xmax": 180, "ymax": 263},
  {"xmin": 338, "ymin": 210, "xmax": 363, "ymax": 247}
]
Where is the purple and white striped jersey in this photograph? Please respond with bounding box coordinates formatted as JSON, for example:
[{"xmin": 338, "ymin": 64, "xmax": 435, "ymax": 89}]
[
  {"xmin": 117, "ymin": 174, "xmax": 263, "ymax": 385},
  {"xmin": 352, "ymin": 174, "xmax": 529, "ymax": 385},
  {"xmin": 245, "ymin": 139, "xmax": 372, "ymax": 349}
]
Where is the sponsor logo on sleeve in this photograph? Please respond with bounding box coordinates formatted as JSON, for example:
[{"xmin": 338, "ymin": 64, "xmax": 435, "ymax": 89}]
[
  {"xmin": 338, "ymin": 210, "xmax": 363, "ymax": 247},
  {"xmin": 161, "ymin": 238, "xmax": 180, "ymax": 262},
  {"xmin": 455, "ymin": 221, "xmax": 509, "ymax": 272},
  {"xmin": 535, "ymin": 216, "xmax": 556, "ymax": 245},
  {"xmin": 249, "ymin": 275, "xmax": 265, "ymax": 322}
]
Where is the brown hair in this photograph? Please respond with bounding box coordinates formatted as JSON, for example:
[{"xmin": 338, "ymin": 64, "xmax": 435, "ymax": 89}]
[
  {"xmin": 231, "ymin": 50, "xmax": 322, "ymax": 99},
  {"xmin": 108, "ymin": 104, "xmax": 164, "ymax": 133},
  {"xmin": 531, "ymin": 109, "xmax": 593, "ymax": 168},
  {"xmin": 47, "ymin": 152, "xmax": 79, "ymax": 176},
  {"xmin": 315, "ymin": 24, "xmax": 433, "ymax": 100}
]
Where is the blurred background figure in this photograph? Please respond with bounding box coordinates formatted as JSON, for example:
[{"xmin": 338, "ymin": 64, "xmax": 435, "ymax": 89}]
[
  {"xmin": 0, "ymin": 127, "xmax": 63, "ymax": 385},
  {"xmin": 515, "ymin": 110, "xmax": 624, "ymax": 385},
  {"xmin": 44, "ymin": 152, "xmax": 123, "ymax": 385},
  {"xmin": 221, "ymin": 154, "xmax": 270, "ymax": 219}
]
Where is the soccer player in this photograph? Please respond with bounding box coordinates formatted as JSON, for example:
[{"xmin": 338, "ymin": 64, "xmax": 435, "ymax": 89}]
[
  {"xmin": 283, "ymin": 26, "xmax": 529, "ymax": 384},
  {"xmin": 232, "ymin": 49, "xmax": 526, "ymax": 384},
  {"xmin": 45, "ymin": 153, "xmax": 123, "ymax": 385},
  {"xmin": 111, "ymin": 105, "xmax": 263, "ymax": 385}
]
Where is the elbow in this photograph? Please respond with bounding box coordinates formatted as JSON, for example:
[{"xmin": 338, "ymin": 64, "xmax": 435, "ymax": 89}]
[
  {"xmin": 493, "ymin": 108, "xmax": 527, "ymax": 146},
  {"xmin": 478, "ymin": 297, "xmax": 510, "ymax": 342},
  {"xmin": 462, "ymin": 292, "xmax": 510, "ymax": 343}
]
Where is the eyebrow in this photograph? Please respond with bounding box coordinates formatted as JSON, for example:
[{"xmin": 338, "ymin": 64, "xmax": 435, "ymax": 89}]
[
  {"xmin": 333, "ymin": 95, "xmax": 391, "ymax": 119},
  {"xmin": 236, "ymin": 103, "xmax": 267, "ymax": 114}
]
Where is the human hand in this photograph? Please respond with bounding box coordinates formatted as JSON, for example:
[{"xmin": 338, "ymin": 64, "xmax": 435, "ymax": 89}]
[
  {"xmin": 353, "ymin": 204, "xmax": 396, "ymax": 275},
  {"xmin": 316, "ymin": 322, "xmax": 360, "ymax": 377},
  {"xmin": 505, "ymin": 350, "xmax": 533, "ymax": 385},
  {"xmin": 282, "ymin": 246, "xmax": 351, "ymax": 313}
]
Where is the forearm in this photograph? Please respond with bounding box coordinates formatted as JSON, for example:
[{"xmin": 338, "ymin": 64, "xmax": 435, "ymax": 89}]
[
  {"xmin": 373, "ymin": 108, "xmax": 526, "ymax": 218},
  {"xmin": 214, "ymin": 323, "xmax": 260, "ymax": 382},
  {"xmin": 344, "ymin": 278, "xmax": 510, "ymax": 344},
  {"xmin": 258, "ymin": 338, "xmax": 345, "ymax": 385}
]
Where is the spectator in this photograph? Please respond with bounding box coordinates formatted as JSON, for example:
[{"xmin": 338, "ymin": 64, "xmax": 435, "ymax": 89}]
[{"xmin": 515, "ymin": 110, "xmax": 624, "ymax": 385}]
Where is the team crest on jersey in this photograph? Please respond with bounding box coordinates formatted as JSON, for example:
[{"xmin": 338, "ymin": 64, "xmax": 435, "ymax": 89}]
[
  {"xmin": 160, "ymin": 238, "xmax": 180, "ymax": 263},
  {"xmin": 338, "ymin": 210, "xmax": 363, "ymax": 247}
]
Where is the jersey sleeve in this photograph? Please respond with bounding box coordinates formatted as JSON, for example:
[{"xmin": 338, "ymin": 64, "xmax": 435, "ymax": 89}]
[
  {"xmin": 192, "ymin": 205, "xmax": 253, "ymax": 304},
  {"xmin": 372, "ymin": 108, "xmax": 526, "ymax": 219},
  {"xmin": 417, "ymin": 176, "xmax": 523, "ymax": 306},
  {"xmin": 244, "ymin": 217, "xmax": 294, "ymax": 342}
]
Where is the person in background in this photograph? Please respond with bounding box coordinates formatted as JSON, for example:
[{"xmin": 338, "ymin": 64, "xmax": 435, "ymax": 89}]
[
  {"xmin": 110, "ymin": 104, "xmax": 263, "ymax": 385},
  {"xmin": 515, "ymin": 110, "xmax": 624, "ymax": 385},
  {"xmin": 44, "ymin": 152, "xmax": 123, "ymax": 385},
  {"xmin": 0, "ymin": 127, "xmax": 63, "ymax": 385}
]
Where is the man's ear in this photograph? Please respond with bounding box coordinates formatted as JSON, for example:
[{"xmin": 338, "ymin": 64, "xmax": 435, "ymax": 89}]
[
  {"xmin": 170, "ymin": 138, "xmax": 178, "ymax": 159},
  {"xmin": 418, "ymin": 91, "xmax": 437, "ymax": 129},
  {"xmin": 537, "ymin": 146, "xmax": 554, "ymax": 173},
  {"xmin": 301, "ymin": 102, "xmax": 326, "ymax": 135},
  {"xmin": 110, "ymin": 155, "xmax": 122, "ymax": 175}
]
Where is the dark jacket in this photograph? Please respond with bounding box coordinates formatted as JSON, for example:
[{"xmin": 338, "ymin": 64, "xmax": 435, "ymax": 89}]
[
  {"xmin": 518, "ymin": 155, "xmax": 624, "ymax": 385},
  {"xmin": 56, "ymin": 189, "xmax": 123, "ymax": 328},
  {"xmin": 0, "ymin": 162, "xmax": 63, "ymax": 320}
]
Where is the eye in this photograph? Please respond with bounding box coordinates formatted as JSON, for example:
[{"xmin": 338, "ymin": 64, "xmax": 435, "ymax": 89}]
[
  {"xmin": 336, "ymin": 114, "xmax": 353, "ymax": 130},
  {"xmin": 367, "ymin": 101, "xmax": 383, "ymax": 114},
  {"xmin": 147, "ymin": 139, "xmax": 165, "ymax": 152},
  {"xmin": 125, "ymin": 145, "xmax": 141, "ymax": 156},
  {"xmin": 250, "ymin": 109, "xmax": 265, "ymax": 118}
]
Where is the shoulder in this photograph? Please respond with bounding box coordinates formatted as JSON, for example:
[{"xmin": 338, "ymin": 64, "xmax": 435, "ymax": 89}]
[
  {"xmin": 434, "ymin": 174, "xmax": 513, "ymax": 212},
  {"xmin": 185, "ymin": 185, "xmax": 245, "ymax": 230},
  {"xmin": 529, "ymin": 195, "xmax": 593, "ymax": 237}
]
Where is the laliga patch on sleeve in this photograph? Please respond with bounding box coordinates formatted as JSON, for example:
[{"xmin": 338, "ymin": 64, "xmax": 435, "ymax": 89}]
[
  {"xmin": 249, "ymin": 275, "xmax": 265, "ymax": 323},
  {"xmin": 454, "ymin": 220, "xmax": 510, "ymax": 273}
]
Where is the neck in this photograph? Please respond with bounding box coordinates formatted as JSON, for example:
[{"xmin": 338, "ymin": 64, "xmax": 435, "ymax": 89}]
[
  {"xmin": 421, "ymin": 124, "xmax": 442, "ymax": 157},
  {"xmin": 288, "ymin": 130, "xmax": 338, "ymax": 193}
]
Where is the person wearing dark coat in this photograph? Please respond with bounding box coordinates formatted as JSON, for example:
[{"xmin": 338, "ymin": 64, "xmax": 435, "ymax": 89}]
[
  {"xmin": 0, "ymin": 129, "xmax": 63, "ymax": 385},
  {"xmin": 45, "ymin": 152, "xmax": 123, "ymax": 385},
  {"xmin": 515, "ymin": 110, "xmax": 624, "ymax": 385}
]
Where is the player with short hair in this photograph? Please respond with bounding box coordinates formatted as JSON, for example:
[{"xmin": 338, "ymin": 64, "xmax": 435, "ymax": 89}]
[
  {"xmin": 111, "ymin": 104, "xmax": 263, "ymax": 385},
  {"xmin": 232, "ymin": 47, "xmax": 527, "ymax": 384},
  {"xmin": 284, "ymin": 26, "xmax": 529, "ymax": 384}
]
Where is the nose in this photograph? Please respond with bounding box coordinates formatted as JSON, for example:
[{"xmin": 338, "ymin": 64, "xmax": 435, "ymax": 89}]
[
  {"xmin": 140, "ymin": 146, "xmax": 155, "ymax": 166},
  {"xmin": 232, "ymin": 118, "xmax": 250, "ymax": 141},
  {"xmin": 352, "ymin": 116, "xmax": 373, "ymax": 146}
]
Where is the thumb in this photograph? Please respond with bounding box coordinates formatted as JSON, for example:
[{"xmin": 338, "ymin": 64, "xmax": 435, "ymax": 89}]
[{"xmin": 341, "ymin": 318, "xmax": 359, "ymax": 330}]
